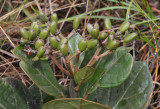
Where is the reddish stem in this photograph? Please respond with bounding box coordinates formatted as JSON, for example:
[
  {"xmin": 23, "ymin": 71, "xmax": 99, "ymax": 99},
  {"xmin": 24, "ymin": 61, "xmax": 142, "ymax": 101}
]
[{"xmin": 50, "ymin": 54, "xmax": 70, "ymax": 76}]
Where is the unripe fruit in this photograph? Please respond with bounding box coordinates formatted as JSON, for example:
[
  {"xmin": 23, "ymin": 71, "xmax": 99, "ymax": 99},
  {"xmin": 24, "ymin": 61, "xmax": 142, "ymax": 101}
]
[
  {"xmin": 78, "ymin": 39, "xmax": 87, "ymax": 51},
  {"xmin": 104, "ymin": 18, "xmax": 112, "ymax": 30},
  {"xmin": 51, "ymin": 13, "xmax": 58, "ymax": 23},
  {"xmin": 50, "ymin": 20, "xmax": 57, "ymax": 35},
  {"xmin": 57, "ymin": 38, "xmax": 68, "ymax": 50},
  {"xmin": 37, "ymin": 46, "xmax": 46, "ymax": 58},
  {"xmin": 32, "ymin": 56, "xmax": 39, "ymax": 61},
  {"xmin": 59, "ymin": 38, "xmax": 68, "ymax": 44},
  {"xmin": 20, "ymin": 28, "xmax": 29, "ymax": 39},
  {"xmin": 40, "ymin": 56, "xmax": 49, "ymax": 60},
  {"xmin": 87, "ymin": 39, "xmax": 98, "ymax": 49},
  {"xmin": 31, "ymin": 22, "xmax": 39, "ymax": 36},
  {"xmin": 60, "ymin": 44, "xmax": 68, "ymax": 56},
  {"xmin": 107, "ymin": 40, "xmax": 119, "ymax": 50},
  {"xmin": 110, "ymin": 30, "xmax": 116, "ymax": 35},
  {"xmin": 29, "ymin": 29, "xmax": 36, "ymax": 40},
  {"xmin": 73, "ymin": 16, "xmax": 80, "ymax": 30},
  {"xmin": 108, "ymin": 34, "xmax": 115, "ymax": 42},
  {"xmin": 87, "ymin": 23, "xmax": 93, "ymax": 33},
  {"xmin": 49, "ymin": 36, "xmax": 58, "ymax": 49},
  {"xmin": 39, "ymin": 28, "xmax": 49, "ymax": 39},
  {"xmin": 124, "ymin": 32, "xmax": 138, "ymax": 42},
  {"xmin": 39, "ymin": 11, "xmax": 48, "ymax": 22},
  {"xmin": 91, "ymin": 27, "xmax": 99, "ymax": 39},
  {"xmin": 120, "ymin": 21, "xmax": 130, "ymax": 33},
  {"xmin": 94, "ymin": 22, "xmax": 99, "ymax": 29},
  {"xmin": 20, "ymin": 38, "xmax": 28, "ymax": 46},
  {"xmin": 35, "ymin": 39, "xmax": 44, "ymax": 50},
  {"xmin": 99, "ymin": 32, "xmax": 108, "ymax": 40}
]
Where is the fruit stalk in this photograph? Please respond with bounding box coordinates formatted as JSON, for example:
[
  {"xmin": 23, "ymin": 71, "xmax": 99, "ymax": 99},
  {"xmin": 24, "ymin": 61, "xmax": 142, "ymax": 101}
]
[{"xmin": 87, "ymin": 47, "xmax": 102, "ymax": 66}]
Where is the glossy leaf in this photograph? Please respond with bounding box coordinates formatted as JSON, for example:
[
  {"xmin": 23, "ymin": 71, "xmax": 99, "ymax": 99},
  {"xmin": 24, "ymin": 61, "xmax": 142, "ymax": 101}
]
[
  {"xmin": 42, "ymin": 98, "xmax": 110, "ymax": 109},
  {"xmin": 0, "ymin": 78, "xmax": 37, "ymax": 109},
  {"xmin": 96, "ymin": 61, "xmax": 153, "ymax": 109},
  {"xmin": 68, "ymin": 33, "xmax": 85, "ymax": 67},
  {"xmin": 74, "ymin": 66, "xmax": 95, "ymax": 84},
  {"xmin": 12, "ymin": 46, "xmax": 64, "ymax": 98}
]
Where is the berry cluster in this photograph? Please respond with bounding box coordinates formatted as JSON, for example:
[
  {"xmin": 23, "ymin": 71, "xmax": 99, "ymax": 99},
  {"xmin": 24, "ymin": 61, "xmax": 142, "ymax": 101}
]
[
  {"xmin": 20, "ymin": 13, "xmax": 138, "ymax": 61},
  {"xmin": 78, "ymin": 18, "xmax": 138, "ymax": 52}
]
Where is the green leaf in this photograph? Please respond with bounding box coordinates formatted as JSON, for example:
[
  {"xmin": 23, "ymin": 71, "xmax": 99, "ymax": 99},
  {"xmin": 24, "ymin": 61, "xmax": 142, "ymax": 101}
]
[
  {"xmin": 93, "ymin": 47, "xmax": 133, "ymax": 88},
  {"xmin": 78, "ymin": 47, "xmax": 129, "ymax": 97},
  {"xmin": 74, "ymin": 66, "xmax": 95, "ymax": 84},
  {"xmin": 29, "ymin": 84, "xmax": 69, "ymax": 107},
  {"xmin": 96, "ymin": 61, "xmax": 153, "ymax": 109},
  {"xmin": 0, "ymin": 78, "xmax": 38, "ymax": 109},
  {"xmin": 20, "ymin": 61, "xmax": 64, "ymax": 98},
  {"xmin": 42, "ymin": 98, "xmax": 110, "ymax": 109},
  {"xmin": 12, "ymin": 46, "xmax": 64, "ymax": 98},
  {"xmin": 29, "ymin": 84, "xmax": 55, "ymax": 108},
  {"xmin": 68, "ymin": 33, "xmax": 85, "ymax": 67}
]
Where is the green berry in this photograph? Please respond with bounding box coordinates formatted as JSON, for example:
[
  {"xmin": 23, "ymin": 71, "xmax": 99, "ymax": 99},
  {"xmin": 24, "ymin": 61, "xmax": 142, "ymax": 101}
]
[
  {"xmin": 87, "ymin": 39, "xmax": 98, "ymax": 49},
  {"xmin": 37, "ymin": 46, "xmax": 46, "ymax": 58},
  {"xmin": 99, "ymin": 32, "xmax": 108, "ymax": 40},
  {"xmin": 60, "ymin": 44, "xmax": 68, "ymax": 56},
  {"xmin": 51, "ymin": 13, "xmax": 58, "ymax": 23},
  {"xmin": 94, "ymin": 22, "xmax": 99, "ymax": 29},
  {"xmin": 29, "ymin": 29, "xmax": 36, "ymax": 40},
  {"xmin": 50, "ymin": 20, "xmax": 57, "ymax": 35},
  {"xmin": 107, "ymin": 40, "xmax": 119, "ymax": 50},
  {"xmin": 87, "ymin": 23, "xmax": 93, "ymax": 33},
  {"xmin": 35, "ymin": 39, "xmax": 44, "ymax": 50},
  {"xmin": 91, "ymin": 27, "xmax": 99, "ymax": 39},
  {"xmin": 39, "ymin": 11, "xmax": 48, "ymax": 22},
  {"xmin": 104, "ymin": 18, "xmax": 112, "ymax": 30},
  {"xmin": 49, "ymin": 36, "xmax": 58, "ymax": 49},
  {"xmin": 124, "ymin": 32, "xmax": 138, "ymax": 42},
  {"xmin": 20, "ymin": 38, "xmax": 28, "ymax": 46},
  {"xmin": 57, "ymin": 38, "xmax": 68, "ymax": 50},
  {"xmin": 39, "ymin": 28, "xmax": 49, "ymax": 39},
  {"xmin": 20, "ymin": 28, "xmax": 29, "ymax": 39},
  {"xmin": 31, "ymin": 22, "xmax": 39, "ymax": 36},
  {"xmin": 120, "ymin": 21, "xmax": 130, "ymax": 33},
  {"xmin": 73, "ymin": 16, "xmax": 80, "ymax": 30},
  {"xmin": 59, "ymin": 38, "xmax": 68, "ymax": 44},
  {"xmin": 108, "ymin": 34, "xmax": 115, "ymax": 42},
  {"xmin": 110, "ymin": 30, "xmax": 116, "ymax": 35},
  {"xmin": 78, "ymin": 39, "xmax": 87, "ymax": 51},
  {"xmin": 32, "ymin": 56, "xmax": 39, "ymax": 61},
  {"xmin": 40, "ymin": 56, "xmax": 49, "ymax": 60}
]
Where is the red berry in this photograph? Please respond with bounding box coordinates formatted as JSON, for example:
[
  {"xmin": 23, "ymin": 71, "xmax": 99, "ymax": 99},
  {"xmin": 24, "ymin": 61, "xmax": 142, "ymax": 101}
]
[{"xmin": 28, "ymin": 52, "xmax": 31, "ymax": 56}]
